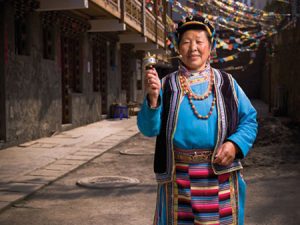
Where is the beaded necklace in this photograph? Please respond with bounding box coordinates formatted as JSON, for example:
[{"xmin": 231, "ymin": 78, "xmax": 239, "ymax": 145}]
[
  {"xmin": 188, "ymin": 75, "xmax": 209, "ymax": 85},
  {"xmin": 179, "ymin": 66, "xmax": 216, "ymax": 120}
]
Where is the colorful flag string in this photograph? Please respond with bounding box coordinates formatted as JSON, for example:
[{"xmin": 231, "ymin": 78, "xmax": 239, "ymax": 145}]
[{"xmin": 165, "ymin": 0, "xmax": 282, "ymax": 71}]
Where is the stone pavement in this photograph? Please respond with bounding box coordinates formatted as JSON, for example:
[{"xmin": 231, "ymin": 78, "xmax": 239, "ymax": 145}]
[{"xmin": 0, "ymin": 117, "xmax": 139, "ymax": 213}]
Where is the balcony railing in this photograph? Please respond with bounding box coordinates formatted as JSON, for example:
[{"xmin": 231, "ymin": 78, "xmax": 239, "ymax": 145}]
[
  {"xmin": 91, "ymin": 0, "xmax": 121, "ymax": 18},
  {"xmin": 125, "ymin": 0, "xmax": 142, "ymax": 33},
  {"xmin": 157, "ymin": 21, "xmax": 165, "ymax": 47},
  {"xmin": 145, "ymin": 10, "xmax": 156, "ymax": 42},
  {"xmin": 90, "ymin": 0, "xmax": 166, "ymax": 48},
  {"xmin": 107, "ymin": 0, "xmax": 119, "ymax": 10}
]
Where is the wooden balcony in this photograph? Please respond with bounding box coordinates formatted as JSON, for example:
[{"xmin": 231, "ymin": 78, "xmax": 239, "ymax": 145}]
[
  {"xmin": 37, "ymin": 0, "xmax": 167, "ymax": 48},
  {"xmin": 124, "ymin": 0, "xmax": 142, "ymax": 33},
  {"xmin": 89, "ymin": 0, "xmax": 166, "ymax": 48},
  {"xmin": 90, "ymin": 0, "xmax": 121, "ymax": 18}
]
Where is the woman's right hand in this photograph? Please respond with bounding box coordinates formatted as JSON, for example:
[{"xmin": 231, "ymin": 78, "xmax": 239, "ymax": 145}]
[{"xmin": 145, "ymin": 68, "xmax": 161, "ymax": 108}]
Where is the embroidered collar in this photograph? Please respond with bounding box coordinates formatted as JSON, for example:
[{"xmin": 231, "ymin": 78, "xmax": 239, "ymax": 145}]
[{"xmin": 178, "ymin": 63, "xmax": 211, "ymax": 78}]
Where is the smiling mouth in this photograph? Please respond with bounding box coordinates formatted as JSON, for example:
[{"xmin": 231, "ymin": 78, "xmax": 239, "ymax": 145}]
[{"xmin": 189, "ymin": 55, "xmax": 200, "ymax": 58}]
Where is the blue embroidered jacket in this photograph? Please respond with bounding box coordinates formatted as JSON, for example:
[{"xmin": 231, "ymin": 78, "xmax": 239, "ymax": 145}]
[{"xmin": 137, "ymin": 68, "xmax": 258, "ymax": 183}]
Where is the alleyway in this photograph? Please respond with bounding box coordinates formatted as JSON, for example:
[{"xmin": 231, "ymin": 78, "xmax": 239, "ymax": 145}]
[
  {"xmin": 0, "ymin": 101, "xmax": 299, "ymax": 225},
  {"xmin": 1, "ymin": 0, "xmax": 300, "ymax": 224}
]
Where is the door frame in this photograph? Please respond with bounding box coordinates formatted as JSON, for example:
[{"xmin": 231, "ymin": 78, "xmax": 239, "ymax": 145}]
[
  {"xmin": 0, "ymin": 1, "xmax": 6, "ymax": 141},
  {"xmin": 60, "ymin": 35, "xmax": 72, "ymax": 124}
]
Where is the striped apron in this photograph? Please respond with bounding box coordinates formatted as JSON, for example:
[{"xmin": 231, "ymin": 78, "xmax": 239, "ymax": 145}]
[{"xmin": 174, "ymin": 148, "xmax": 238, "ymax": 225}]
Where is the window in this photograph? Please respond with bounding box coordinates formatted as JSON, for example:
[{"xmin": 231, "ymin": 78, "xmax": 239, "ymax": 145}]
[
  {"xmin": 61, "ymin": 36, "xmax": 83, "ymax": 93},
  {"xmin": 93, "ymin": 43, "xmax": 101, "ymax": 92},
  {"xmin": 72, "ymin": 38, "xmax": 82, "ymax": 93},
  {"xmin": 43, "ymin": 27, "xmax": 55, "ymax": 60},
  {"xmin": 15, "ymin": 16, "xmax": 30, "ymax": 55}
]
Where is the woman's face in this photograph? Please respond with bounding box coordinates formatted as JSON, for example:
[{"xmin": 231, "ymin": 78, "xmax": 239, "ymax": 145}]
[{"xmin": 179, "ymin": 29, "xmax": 211, "ymax": 71}]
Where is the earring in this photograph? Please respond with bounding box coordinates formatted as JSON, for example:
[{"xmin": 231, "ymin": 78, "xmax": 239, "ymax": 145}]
[{"xmin": 206, "ymin": 55, "xmax": 211, "ymax": 66}]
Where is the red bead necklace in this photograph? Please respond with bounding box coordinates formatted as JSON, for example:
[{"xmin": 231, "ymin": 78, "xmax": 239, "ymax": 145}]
[{"xmin": 179, "ymin": 69, "xmax": 216, "ymax": 119}]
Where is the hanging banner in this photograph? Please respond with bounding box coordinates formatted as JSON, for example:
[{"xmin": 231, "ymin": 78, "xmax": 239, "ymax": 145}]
[{"xmin": 165, "ymin": 0, "xmax": 282, "ymax": 70}]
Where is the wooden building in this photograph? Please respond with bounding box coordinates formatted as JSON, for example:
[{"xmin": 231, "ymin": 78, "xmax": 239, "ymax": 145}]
[{"xmin": 0, "ymin": 0, "xmax": 170, "ymax": 148}]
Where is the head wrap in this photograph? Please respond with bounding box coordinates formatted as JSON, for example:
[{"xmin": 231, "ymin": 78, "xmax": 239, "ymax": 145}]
[{"xmin": 176, "ymin": 15, "xmax": 216, "ymax": 50}]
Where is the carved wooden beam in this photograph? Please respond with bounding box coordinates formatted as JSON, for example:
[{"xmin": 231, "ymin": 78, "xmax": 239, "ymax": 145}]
[
  {"xmin": 133, "ymin": 43, "xmax": 159, "ymax": 51},
  {"xmin": 120, "ymin": 0, "xmax": 125, "ymax": 24},
  {"xmin": 141, "ymin": 0, "xmax": 146, "ymax": 36},
  {"xmin": 89, "ymin": 19, "xmax": 126, "ymax": 32},
  {"xmin": 119, "ymin": 34, "xmax": 147, "ymax": 44},
  {"xmin": 37, "ymin": 0, "xmax": 88, "ymax": 11}
]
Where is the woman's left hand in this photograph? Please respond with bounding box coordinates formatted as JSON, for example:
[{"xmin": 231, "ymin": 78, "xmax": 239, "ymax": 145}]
[{"xmin": 213, "ymin": 142, "xmax": 238, "ymax": 166}]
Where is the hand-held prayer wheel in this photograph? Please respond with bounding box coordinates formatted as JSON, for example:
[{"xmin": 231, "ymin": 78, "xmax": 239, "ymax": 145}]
[{"xmin": 143, "ymin": 52, "xmax": 157, "ymax": 70}]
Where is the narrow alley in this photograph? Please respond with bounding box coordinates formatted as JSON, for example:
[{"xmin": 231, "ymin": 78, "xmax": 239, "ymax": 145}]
[{"xmin": 0, "ymin": 0, "xmax": 300, "ymax": 225}]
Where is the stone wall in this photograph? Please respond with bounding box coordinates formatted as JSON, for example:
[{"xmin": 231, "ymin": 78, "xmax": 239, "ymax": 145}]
[
  {"xmin": 0, "ymin": 1, "xmax": 6, "ymax": 141},
  {"xmin": 261, "ymin": 23, "xmax": 300, "ymax": 122},
  {"xmin": 2, "ymin": 4, "xmax": 102, "ymax": 147},
  {"xmin": 4, "ymin": 6, "xmax": 61, "ymax": 145},
  {"xmin": 71, "ymin": 93, "xmax": 101, "ymax": 126}
]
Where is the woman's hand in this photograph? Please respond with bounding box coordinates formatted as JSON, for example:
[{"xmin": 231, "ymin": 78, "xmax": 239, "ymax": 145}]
[
  {"xmin": 213, "ymin": 141, "xmax": 238, "ymax": 166},
  {"xmin": 145, "ymin": 68, "xmax": 161, "ymax": 108}
]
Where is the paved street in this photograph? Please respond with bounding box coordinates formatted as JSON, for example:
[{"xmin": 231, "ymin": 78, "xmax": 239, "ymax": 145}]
[
  {"xmin": 0, "ymin": 118, "xmax": 139, "ymax": 213},
  {"xmin": 0, "ymin": 112, "xmax": 299, "ymax": 225},
  {"xmin": 0, "ymin": 133, "xmax": 157, "ymax": 225}
]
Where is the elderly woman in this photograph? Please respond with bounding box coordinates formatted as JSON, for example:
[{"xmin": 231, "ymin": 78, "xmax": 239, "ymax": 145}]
[{"xmin": 138, "ymin": 15, "xmax": 257, "ymax": 225}]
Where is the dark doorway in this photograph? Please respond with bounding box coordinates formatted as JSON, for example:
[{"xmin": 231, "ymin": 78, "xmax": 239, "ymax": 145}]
[
  {"xmin": 121, "ymin": 44, "xmax": 134, "ymax": 103},
  {"xmin": 61, "ymin": 36, "xmax": 72, "ymax": 124},
  {"xmin": 0, "ymin": 1, "xmax": 6, "ymax": 141},
  {"xmin": 92, "ymin": 34, "xmax": 108, "ymax": 115},
  {"xmin": 60, "ymin": 35, "xmax": 82, "ymax": 124}
]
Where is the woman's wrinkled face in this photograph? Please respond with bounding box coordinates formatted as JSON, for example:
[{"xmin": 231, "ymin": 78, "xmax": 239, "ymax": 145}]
[{"xmin": 179, "ymin": 29, "xmax": 211, "ymax": 71}]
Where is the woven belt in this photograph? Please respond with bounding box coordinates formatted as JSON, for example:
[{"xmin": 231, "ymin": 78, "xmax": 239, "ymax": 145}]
[{"xmin": 174, "ymin": 147, "xmax": 213, "ymax": 163}]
